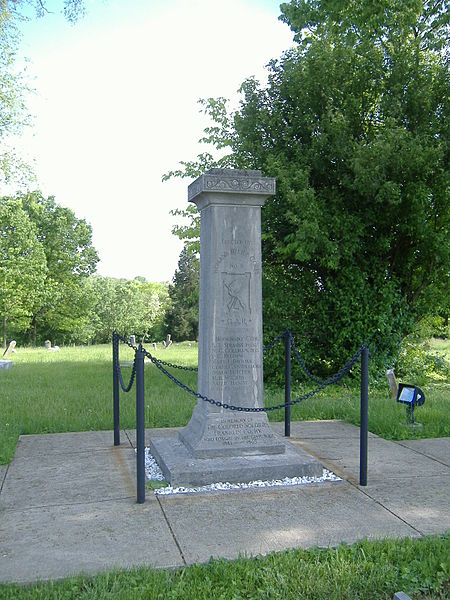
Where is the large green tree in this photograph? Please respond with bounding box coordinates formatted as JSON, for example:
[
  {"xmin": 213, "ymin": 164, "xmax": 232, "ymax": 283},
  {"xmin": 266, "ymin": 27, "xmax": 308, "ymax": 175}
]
[
  {"xmin": 82, "ymin": 276, "xmax": 170, "ymax": 344},
  {"xmin": 17, "ymin": 190, "xmax": 99, "ymax": 344},
  {"xmin": 165, "ymin": 247, "xmax": 199, "ymax": 342},
  {"xmin": 0, "ymin": 197, "xmax": 47, "ymax": 347},
  {"xmin": 166, "ymin": 0, "xmax": 449, "ymax": 373}
]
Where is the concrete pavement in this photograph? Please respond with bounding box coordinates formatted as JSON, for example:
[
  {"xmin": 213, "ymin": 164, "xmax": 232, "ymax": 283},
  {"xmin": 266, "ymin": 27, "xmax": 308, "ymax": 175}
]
[{"xmin": 0, "ymin": 421, "xmax": 448, "ymax": 584}]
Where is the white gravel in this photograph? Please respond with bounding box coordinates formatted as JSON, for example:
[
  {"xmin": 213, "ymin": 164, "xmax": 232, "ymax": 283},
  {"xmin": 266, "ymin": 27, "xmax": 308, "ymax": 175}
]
[{"xmin": 144, "ymin": 447, "xmax": 341, "ymax": 496}]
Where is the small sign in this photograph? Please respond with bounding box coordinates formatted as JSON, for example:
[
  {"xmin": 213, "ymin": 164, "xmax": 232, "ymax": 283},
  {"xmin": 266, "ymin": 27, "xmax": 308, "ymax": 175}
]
[{"xmin": 396, "ymin": 383, "xmax": 425, "ymax": 406}]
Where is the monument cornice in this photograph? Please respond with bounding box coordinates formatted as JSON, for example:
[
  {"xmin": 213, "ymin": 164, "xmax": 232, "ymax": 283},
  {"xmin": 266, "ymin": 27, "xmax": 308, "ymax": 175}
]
[{"xmin": 188, "ymin": 169, "xmax": 276, "ymax": 203}]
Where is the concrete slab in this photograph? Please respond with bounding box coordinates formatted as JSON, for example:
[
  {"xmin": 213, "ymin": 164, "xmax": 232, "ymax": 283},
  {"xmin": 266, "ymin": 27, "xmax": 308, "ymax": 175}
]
[
  {"xmin": 125, "ymin": 427, "xmax": 180, "ymax": 448},
  {"xmin": 395, "ymin": 438, "xmax": 450, "ymax": 467},
  {"xmin": 0, "ymin": 465, "xmax": 7, "ymax": 490},
  {"xmin": 0, "ymin": 425, "xmax": 448, "ymax": 585},
  {"xmin": 271, "ymin": 419, "xmax": 378, "ymax": 440},
  {"xmin": 13, "ymin": 430, "xmax": 130, "ymax": 459},
  {"xmin": 158, "ymin": 481, "xmax": 419, "ymax": 565},
  {"xmin": 298, "ymin": 435, "xmax": 450, "ymax": 484},
  {"xmin": 364, "ymin": 474, "xmax": 450, "ymax": 535},
  {"xmin": 1, "ymin": 446, "xmax": 137, "ymax": 510},
  {"xmin": 0, "ymin": 497, "xmax": 183, "ymax": 584}
]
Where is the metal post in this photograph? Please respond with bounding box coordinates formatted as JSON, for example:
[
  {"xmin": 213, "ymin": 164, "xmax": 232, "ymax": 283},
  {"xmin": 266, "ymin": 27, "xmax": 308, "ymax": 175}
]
[
  {"xmin": 284, "ymin": 330, "xmax": 291, "ymax": 437},
  {"xmin": 359, "ymin": 345, "xmax": 369, "ymax": 486},
  {"xmin": 136, "ymin": 344, "xmax": 145, "ymax": 504},
  {"xmin": 112, "ymin": 332, "xmax": 120, "ymax": 446}
]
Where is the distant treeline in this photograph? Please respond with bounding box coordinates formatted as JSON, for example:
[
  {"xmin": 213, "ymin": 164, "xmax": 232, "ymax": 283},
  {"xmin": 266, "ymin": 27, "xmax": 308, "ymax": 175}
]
[{"xmin": 0, "ymin": 192, "xmax": 174, "ymax": 347}]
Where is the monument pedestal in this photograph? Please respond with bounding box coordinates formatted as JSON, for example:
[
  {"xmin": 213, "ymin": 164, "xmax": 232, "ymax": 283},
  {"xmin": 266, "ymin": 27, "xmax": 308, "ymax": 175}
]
[
  {"xmin": 151, "ymin": 169, "xmax": 323, "ymax": 487},
  {"xmin": 150, "ymin": 434, "xmax": 323, "ymax": 487}
]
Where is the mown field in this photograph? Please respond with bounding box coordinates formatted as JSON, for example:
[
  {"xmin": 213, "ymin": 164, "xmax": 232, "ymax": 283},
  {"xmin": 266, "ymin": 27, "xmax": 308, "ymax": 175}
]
[{"xmin": 0, "ymin": 338, "xmax": 448, "ymax": 599}]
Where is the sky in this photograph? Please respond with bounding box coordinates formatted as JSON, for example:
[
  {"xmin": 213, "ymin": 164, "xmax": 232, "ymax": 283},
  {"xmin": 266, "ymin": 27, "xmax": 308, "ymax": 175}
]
[{"xmin": 12, "ymin": 0, "xmax": 294, "ymax": 282}]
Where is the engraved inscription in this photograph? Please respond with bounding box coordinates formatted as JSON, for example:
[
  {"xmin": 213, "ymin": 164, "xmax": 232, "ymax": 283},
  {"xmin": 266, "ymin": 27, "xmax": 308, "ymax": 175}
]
[
  {"xmin": 210, "ymin": 336, "xmax": 260, "ymax": 389},
  {"xmin": 202, "ymin": 418, "xmax": 274, "ymax": 445}
]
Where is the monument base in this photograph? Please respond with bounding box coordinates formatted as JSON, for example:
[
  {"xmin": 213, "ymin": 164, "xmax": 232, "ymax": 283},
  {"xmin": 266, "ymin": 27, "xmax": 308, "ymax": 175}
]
[
  {"xmin": 178, "ymin": 408, "xmax": 286, "ymax": 458},
  {"xmin": 149, "ymin": 435, "xmax": 323, "ymax": 488}
]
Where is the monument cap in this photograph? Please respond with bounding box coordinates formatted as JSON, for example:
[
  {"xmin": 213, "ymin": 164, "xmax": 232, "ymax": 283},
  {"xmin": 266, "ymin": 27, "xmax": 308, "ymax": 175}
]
[{"xmin": 188, "ymin": 168, "xmax": 276, "ymax": 204}]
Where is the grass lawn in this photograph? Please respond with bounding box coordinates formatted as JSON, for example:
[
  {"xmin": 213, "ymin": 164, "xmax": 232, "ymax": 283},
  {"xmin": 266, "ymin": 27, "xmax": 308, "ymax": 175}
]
[
  {"xmin": 1, "ymin": 339, "xmax": 449, "ymax": 464},
  {"xmin": 0, "ymin": 535, "xmax": 448, "ymax": 599},
  {"xmin": 0, "ymin": 338, "xmax": 448, "ymax": 598}
]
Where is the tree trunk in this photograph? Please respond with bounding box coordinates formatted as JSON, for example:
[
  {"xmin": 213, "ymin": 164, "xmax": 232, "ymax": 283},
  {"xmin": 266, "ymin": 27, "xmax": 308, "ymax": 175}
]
[
  {"xmin": 32, "ymin": 315, "xmax": 37, "ymax": 347},
  {"xmin": 2, "ymin": 314, "xmax": 7, "ymax": 350}
]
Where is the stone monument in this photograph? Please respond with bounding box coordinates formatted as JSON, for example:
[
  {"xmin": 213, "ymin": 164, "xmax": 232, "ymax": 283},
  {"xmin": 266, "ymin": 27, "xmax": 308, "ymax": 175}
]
[{"xmin": 150, "ymin": 169, "xmax": 322, "ymax": 487}]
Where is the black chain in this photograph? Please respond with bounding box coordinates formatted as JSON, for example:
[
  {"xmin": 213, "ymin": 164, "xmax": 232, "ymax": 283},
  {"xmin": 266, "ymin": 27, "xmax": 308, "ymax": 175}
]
[
  {"xmin": 114, "ymin": 331, "xmax": 137, "ymax": 392},
  {"xmin": 115, "ymin": 332, "xmax": 138, "ymax": 351},
  {"xmin": 290, "ymin": 333, "xmax": 364, "ymax": 386},
  {"xmin": 114, "ymin": 330, "xmax": 364, "ymax": 410},
  {"xmin": 263, "ymin": 331, "xmax": 287, "ymax": 352},
  {"xmin": 117, "ymin": 355, "xmax": 137, "ymax": 393},
  {"xmin": 289, "ymin": 333, "xmax": 327, "ymax": 384},
  {"xmin": 142, "ymin": 343, "xmax": 364, "ymax": 413},
  {"xmin": 152, "ymin": 358, "xmax": 198, "ymax": 372},
  {"xmin": 115, "ymin": 331, "xmax": 197, "ymax": 372}
]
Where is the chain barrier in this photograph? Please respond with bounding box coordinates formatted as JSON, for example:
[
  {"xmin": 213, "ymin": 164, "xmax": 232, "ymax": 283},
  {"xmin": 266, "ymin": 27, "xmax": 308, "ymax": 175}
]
[
  {"xmin": 141, "ymin": 341, "xmax": 364, "ymax": 413},
  {"xmin": 117, "ymin": 354, "xmax": 137, "ymax": 393},
  {"xmin": 289, "ymin": 332, "xmax": 364, "ymax": 387},
  {"xmin": 113, "ymin": 331, "xmax": 138, "ymax": 393},
  {"xmin": 113, "ymin": 329, "xmax": 364, "ymax": 412},
  {"xmin": 151, "ymin": 358, "xmax": 198, "ymax": 372},
  {"xmin": 115, "ymin": 331, "xmax": 198, "ymax": 372},
  {"xmin": 116, "ymin": 330, "xmax": 287, "ymax": 373},
  {"xmin": 289, "ymin": 332, "xmax": 325, "ymax": 384},
  {"xmin": 115, "ymin": 332, "xmax": 138, "ymax": 351},
  {"xmin": 263, "ymin": 331, "xmax": 287, "ymax": 352}
]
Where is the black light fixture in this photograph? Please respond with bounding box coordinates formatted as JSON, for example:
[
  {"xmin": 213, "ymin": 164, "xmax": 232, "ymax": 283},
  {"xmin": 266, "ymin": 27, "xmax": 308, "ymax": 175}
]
[{"xmin": 396, "ymin": 383, "xmax": 425, "ymax": 425}]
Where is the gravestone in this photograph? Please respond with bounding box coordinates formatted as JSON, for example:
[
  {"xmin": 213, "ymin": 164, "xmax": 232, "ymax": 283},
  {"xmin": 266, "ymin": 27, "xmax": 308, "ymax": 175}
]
[
  {"xmin": 150, "ymin": 169, "xmax": 322, "ymax": 487},
  {"xmin": 386, "ymin": 369, "xmax": 398, "ymax": 398},
  {"xmin": 3, "ymin": 340, "xmax": 16, "ymax": 359},
  {"xmin": 129, "ymin": 335, "xmax": 136, "ymax": 346},
  {"xmin": 45, "ymin": 340, "xmax": 60, "ymax": 352}
]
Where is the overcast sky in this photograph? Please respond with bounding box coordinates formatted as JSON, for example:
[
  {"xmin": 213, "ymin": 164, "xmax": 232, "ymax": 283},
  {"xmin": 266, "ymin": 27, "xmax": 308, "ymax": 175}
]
[{"xmin": 13, "ymin": 0, "xmax": 293, "ymax": 282}]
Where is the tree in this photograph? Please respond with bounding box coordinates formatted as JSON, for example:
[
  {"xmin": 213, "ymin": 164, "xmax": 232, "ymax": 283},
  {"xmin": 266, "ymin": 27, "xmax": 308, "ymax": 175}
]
[
  {"xmin": 166, "ymin": 0, "xmax": 449, "ymax": 373},
  {"xmin": 81, "ymin": 276, "xmax": 171, "ymax": 344},
  {"xmin": 165, "ymin": 247, "xmax": 199, "ymax": 342},
  {"xmin": 20, "ymin": 190, "xmax": 99, "ymax": 344},
  {"xmin": 0, "ymin": 1, "xmax": 34, "ymax": 187},
  {"xmin": 0, "ymin": 0, "xmax": 89, "ymax": 187},
  {"xmin": 0, "ymin": 197, "xmax": 47, "ymax": 347}
]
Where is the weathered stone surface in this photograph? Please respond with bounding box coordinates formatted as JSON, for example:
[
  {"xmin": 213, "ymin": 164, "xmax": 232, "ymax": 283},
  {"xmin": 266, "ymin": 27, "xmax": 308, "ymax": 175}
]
[
  {"xmin": 0, "ymin": 360, "xmax": 12, "ymax": 369},
  {"xmin": 2, "ymin": 340, "xmax": 16, "ymax": 358},
  {"xmin": 152, "ymin": 169, "xmax": 323, "ymax": 486},
  {"xmin": 150, "ymin": 435, "xmax": 323, "ymax": 487},
  {"xmin": 179, "ymin": 169, "xmax": 278, "ymax": 461}
]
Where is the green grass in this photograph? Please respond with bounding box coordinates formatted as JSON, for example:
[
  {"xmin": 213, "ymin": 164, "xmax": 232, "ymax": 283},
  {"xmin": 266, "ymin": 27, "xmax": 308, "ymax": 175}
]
[
  {"xmin": 1, "ymin": 339, "xmax": 449, "ymax": 464},
  {"xmin": 0, "ymin": 535, "xmax": 448, "ymax": 599},
  {"xmin": 1, "ymin": 340, "xmax": 449, "ymax": 598}
]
